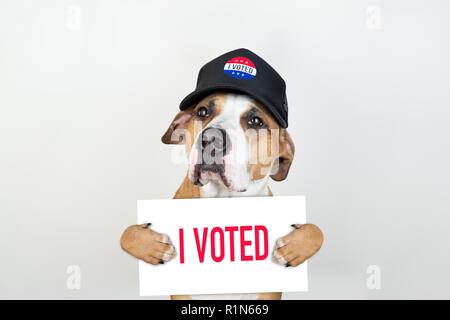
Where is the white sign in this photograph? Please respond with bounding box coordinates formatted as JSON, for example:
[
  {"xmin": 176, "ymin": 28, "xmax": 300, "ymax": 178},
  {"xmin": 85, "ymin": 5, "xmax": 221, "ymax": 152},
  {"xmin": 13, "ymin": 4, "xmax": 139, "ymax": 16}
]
[{"xmin": 137, "ymin": 196, "xmax": 308, "ymax": 296}]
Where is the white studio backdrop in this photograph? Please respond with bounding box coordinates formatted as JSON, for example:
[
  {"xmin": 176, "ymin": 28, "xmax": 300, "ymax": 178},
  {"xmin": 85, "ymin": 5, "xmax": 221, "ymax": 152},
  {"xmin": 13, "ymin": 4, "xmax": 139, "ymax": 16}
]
[{"xmin": 0, "ymin": 0, "xmax": 449, "ymax": 299}]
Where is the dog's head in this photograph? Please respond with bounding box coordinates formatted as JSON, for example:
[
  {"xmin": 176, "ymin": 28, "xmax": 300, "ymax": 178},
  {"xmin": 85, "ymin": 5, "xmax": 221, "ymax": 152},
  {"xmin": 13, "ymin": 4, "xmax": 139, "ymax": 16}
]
[{"xmin": 162, "ymin": 92, "xmax": 294, "ymax": 192}]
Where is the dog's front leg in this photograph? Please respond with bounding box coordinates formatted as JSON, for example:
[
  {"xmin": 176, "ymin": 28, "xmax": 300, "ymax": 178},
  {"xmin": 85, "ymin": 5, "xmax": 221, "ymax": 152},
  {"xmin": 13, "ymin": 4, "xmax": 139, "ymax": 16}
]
[
  {"xmin": 120, "ymin": 223, "xmax": 176, "ymax": 265},
  {"xmin": 272, "ymin": 224, "xmax": 323, "ymax": 267}
]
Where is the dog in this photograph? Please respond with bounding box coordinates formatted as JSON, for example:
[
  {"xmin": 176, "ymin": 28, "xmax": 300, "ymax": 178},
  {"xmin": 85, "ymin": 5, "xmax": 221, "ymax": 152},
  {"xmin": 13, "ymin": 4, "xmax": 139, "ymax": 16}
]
[{"xmin": 120, "ymin": 91, "xmax": 324, "ymax": 300}]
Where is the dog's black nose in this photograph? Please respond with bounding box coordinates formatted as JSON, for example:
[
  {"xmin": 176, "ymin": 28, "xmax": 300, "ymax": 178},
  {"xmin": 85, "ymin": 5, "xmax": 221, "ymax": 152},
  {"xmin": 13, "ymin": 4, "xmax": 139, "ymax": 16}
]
[{"xmin": 199, "ymin": 128, "xmax": 231, "ymax": 164}]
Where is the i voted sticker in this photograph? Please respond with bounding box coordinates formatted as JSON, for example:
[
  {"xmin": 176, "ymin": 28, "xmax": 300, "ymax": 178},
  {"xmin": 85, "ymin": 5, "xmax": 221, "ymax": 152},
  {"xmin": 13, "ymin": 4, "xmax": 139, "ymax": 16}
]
[{"xmin": 224, "ymin": 57, "xmax": 257, "ymax": 79}]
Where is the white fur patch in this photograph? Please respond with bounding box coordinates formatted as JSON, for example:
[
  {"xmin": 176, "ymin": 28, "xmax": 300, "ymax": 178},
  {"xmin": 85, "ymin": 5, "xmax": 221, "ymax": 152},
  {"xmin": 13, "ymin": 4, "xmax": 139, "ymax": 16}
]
[{"xmin": 276, "ymin": 238, "xmax": 286, "ymax": 248}]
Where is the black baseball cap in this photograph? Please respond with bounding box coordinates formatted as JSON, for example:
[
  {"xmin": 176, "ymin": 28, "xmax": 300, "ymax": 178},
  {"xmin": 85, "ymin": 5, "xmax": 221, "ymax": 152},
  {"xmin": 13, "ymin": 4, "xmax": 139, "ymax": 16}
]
[{"xmin": 179, "ymin": 48, "xmax": 289, "ymax": 128}]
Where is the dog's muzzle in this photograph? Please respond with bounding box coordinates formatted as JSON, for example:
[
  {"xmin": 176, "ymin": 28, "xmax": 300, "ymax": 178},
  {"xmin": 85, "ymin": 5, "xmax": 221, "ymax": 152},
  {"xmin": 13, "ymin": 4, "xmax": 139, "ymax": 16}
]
[{"xmin": 193, "ymin": 127, "xmax": 232, "ymax": 187}]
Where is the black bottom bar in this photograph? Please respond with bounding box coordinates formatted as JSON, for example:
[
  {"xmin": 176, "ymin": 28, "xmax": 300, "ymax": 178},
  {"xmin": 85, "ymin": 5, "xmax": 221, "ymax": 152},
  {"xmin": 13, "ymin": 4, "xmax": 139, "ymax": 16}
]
[{"xmin": 1, "ymin": 300, "xmax": 448, "ymax": 318}]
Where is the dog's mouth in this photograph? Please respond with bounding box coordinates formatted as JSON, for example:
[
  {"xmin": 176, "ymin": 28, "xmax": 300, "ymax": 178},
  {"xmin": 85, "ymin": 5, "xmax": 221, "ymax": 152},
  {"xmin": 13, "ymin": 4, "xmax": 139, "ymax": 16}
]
[
  {"xmin": 188, "ymin": 127, "xmax": 249, "ymax": 193},
  {"xmin": 192, "ymin": 163, "xmax": 232, "ymax": 189}
]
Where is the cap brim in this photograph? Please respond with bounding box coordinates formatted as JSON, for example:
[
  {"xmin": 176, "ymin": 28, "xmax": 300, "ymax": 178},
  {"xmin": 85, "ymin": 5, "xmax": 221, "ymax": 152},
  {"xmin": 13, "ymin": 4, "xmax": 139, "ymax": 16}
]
[{"xmin": 179, "ymin": 84, "xmax": 288, "ymax": 128}]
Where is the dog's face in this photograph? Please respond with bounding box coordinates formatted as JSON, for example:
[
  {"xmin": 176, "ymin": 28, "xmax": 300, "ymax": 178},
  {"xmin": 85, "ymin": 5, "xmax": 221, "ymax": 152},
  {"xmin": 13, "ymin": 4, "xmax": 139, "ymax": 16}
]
[{"xmin": 162, "ymin": 92, "xmax": 294, "ymax": 192}]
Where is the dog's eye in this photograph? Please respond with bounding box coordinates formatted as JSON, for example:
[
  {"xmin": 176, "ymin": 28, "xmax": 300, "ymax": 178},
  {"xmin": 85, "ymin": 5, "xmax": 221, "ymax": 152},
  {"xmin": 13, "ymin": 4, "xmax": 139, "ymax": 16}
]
[
  {"xmin": 196, "ymin": 106, "xmax": 209, "ymax": 118},
  {"xmin": 248, "ymin": 116, "xmax": 264, "ymax": 128}
]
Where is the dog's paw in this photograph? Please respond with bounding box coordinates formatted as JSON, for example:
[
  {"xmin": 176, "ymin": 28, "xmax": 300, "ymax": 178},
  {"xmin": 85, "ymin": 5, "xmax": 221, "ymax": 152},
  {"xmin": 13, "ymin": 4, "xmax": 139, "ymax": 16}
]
[
  {"xmin": 272, "ymin": 224, "xmax": 323, "ymax": 267},
  {"xmin": 120, "ymin": 223, "xmax": 176, "ymax": 265}
]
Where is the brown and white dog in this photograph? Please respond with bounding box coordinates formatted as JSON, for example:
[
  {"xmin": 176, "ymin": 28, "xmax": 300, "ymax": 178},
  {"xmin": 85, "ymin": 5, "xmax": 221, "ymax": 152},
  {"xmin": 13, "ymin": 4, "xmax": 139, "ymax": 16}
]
[{"xmin": 120, "ymin": 91, "xmax": 324, "ymax": 300}]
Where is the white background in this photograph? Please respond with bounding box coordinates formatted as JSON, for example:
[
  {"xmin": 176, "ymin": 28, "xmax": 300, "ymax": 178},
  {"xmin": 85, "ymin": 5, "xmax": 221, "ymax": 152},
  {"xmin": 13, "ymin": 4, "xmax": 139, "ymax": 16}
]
[
  {"xmin": 138, "ymin": 197, "xmax": 307, "ymax": 296},
  {"xmin": 0, "ymin": 0, "xmax": 449, "ymax": 299}
]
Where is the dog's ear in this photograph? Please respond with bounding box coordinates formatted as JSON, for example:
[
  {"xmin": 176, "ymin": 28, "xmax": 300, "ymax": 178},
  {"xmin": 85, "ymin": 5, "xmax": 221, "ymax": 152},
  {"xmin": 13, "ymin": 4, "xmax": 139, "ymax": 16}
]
[
  {"xmin": 270, "ymin": 129, "xmax": 295, "ymax": 181},
  {"xmin": 161, "ymin": 107, "xmax": 193, "ymax": 145}
]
